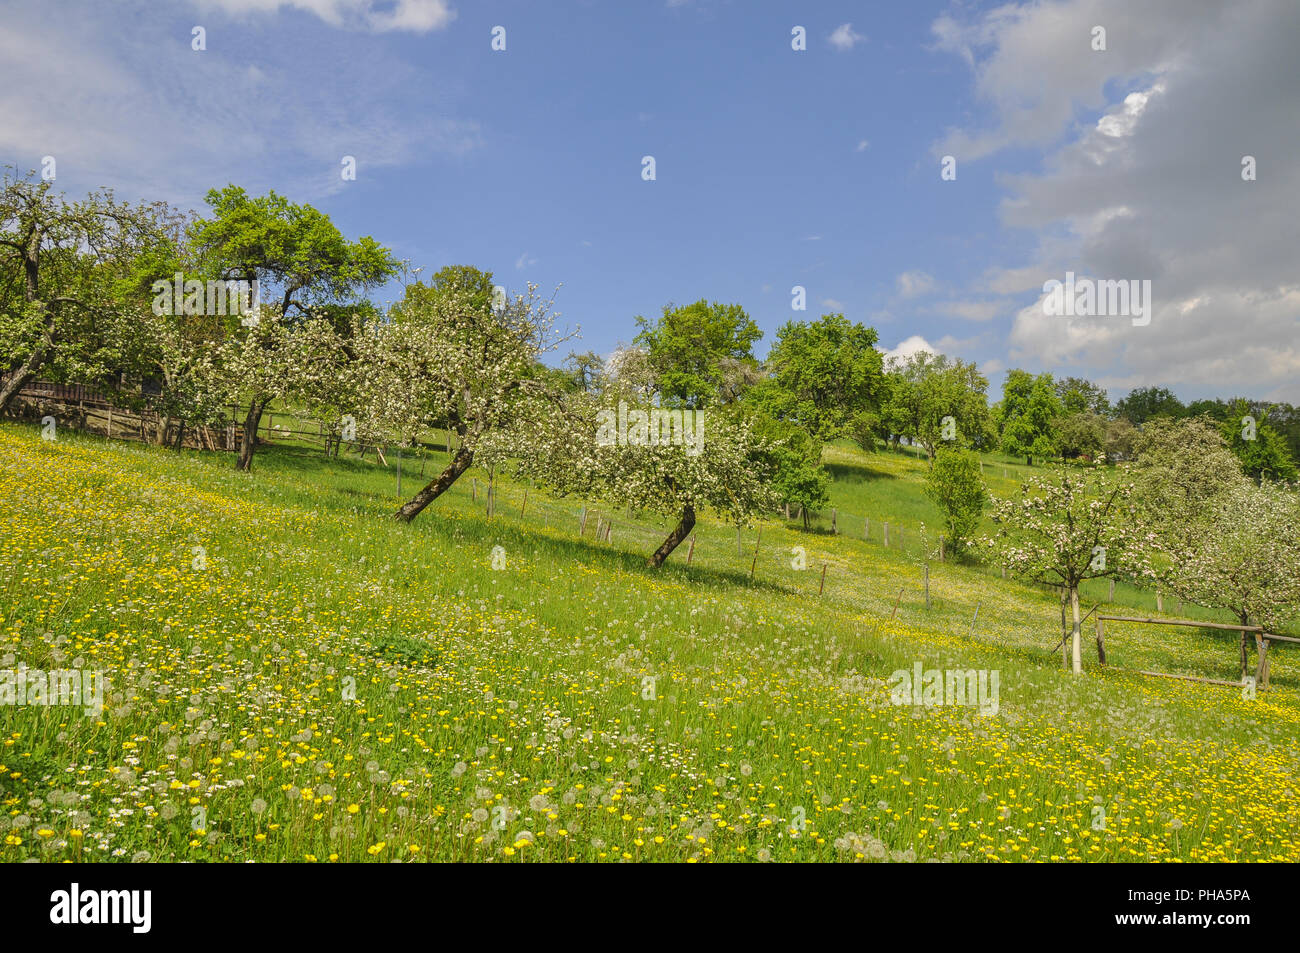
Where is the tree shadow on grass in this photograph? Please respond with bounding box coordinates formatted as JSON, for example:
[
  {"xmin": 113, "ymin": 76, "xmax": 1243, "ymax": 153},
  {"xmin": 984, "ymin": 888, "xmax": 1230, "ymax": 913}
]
[{"xmin": 825, "ymin": 459, "xmax": 898, "ymax": 485}]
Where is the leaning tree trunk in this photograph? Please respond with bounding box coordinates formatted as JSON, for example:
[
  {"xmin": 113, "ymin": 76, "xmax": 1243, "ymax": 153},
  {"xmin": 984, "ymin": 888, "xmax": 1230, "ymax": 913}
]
[
  {"xmin": 395, "ymin": 446, "xmax": 474, "ymax": 522},
  {"xmin": 0, "ymin": 346, "xmax": 48, "ymax": 416},
  {"xmin": 647, "ymin": 503, "xmax": 696, "ymax": 568},
  {"xmin": 237, "ymin": 399, "xmax": 266, "ymax": 472},
  {"xmin": 1069, "ymin": 585, "xmax": 1082, "ymax": 674}
]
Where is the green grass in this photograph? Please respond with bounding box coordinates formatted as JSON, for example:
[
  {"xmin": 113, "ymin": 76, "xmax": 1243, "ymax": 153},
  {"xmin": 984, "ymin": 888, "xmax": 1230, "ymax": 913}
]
[{"xmin": 1, "ymin": 420, "xmax": 1297, "ymax": 863}]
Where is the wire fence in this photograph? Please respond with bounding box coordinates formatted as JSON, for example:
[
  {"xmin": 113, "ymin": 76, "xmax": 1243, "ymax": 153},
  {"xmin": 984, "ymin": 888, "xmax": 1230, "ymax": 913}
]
[{"xmin": 11, "ymin": 386, "xmax": 1293, "ymax": 687}]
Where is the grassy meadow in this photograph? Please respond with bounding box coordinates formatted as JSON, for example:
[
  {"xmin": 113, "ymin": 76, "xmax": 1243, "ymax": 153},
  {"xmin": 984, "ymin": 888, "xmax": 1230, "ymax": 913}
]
[{"xmin": 1, "ymin": 420, "xmax": 1297, "ymax": 862}]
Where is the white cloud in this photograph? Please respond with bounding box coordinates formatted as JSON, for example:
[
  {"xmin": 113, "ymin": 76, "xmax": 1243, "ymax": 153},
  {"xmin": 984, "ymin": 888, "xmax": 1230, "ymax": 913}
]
[
  {"xmin": 855, "ymin": 139, "xmax": 870, "ymax": 152},
  {"xmin": 821, "ymin": 298, "xmax": 845, "ymax": 310},
  {"xmin": 190, "ymin": 0, "xmax": 457, "ymax": 33},
  {"xmin": 895, "ymin": 270, "xmax": 936, "ymax": 299},
  {"xmin": 829, "ymin": 23, "xmax": 864, "ymax": 51},
  {"xmin": 934, "ymin": 0, "xmax": 1300, "ymax": 399},
  {"xmin": 515, "ymin": 252, "xmax": 537, "ymax": 270},
  {"xmin": 879, "ymin": 335, "xmax": 936, "ymax": 366},
  {"xmin": 0, "ymin": 1, "xmax": 479, "ymax": 203}
]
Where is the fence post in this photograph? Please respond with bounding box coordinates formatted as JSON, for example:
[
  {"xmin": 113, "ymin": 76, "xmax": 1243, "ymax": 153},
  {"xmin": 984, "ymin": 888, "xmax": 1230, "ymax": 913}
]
[
  {"xmin": 579, "ymin": 507, "xmax": 588, "ymax": 536},
  {"xmin": 521, "ymin": 490, "xmax": 528, "ymax": 519},
  {"xmin": 737, "ymin": 526, "xmax": 742, "ymax": 556},
  {"xmin": 686, "ymin": 535, "xmax": 695, "ymax": 565},
  {"xmin": 884, "ymin": 522, "xmax": 889, "ymax": 547},
  {"xmin": 1108, "ymin": 578, "xmax": 1115, "ymax": 602},
  {"xmin": 1156, "ymin": 589, "xmax": 1163, "ymax": 613},
  {"xmin": 819, "ymin": 563, "xmax": 828, "ymax": 596},
  {"xmin": 1096, "ymin": 617, "xmax": 1106, "ymax": 665},
  {"xmin": 831, "ymin": 508, "xmax": 837, "ymax": 534}
]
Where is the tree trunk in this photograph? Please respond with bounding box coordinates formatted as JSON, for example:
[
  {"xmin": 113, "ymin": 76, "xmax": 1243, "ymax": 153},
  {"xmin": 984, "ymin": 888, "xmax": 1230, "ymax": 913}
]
[
  {"xmin": 395, "ymin": 446, "xmax": 474, "ymax": 522},
  {"xmin": 237, "ymin": 399, "xmax": 266, "ymax": 472},
  {"xmin": 0, "ymin": 347, "xmax": 47, "ymax": 415},
  {"xmin": 647, "ymin": 503, "xmax": 696, "ymax": 568},
  {"xmin": 1070, "ymin": 585, "xmax": 1082, "ymax": 674},
  {"xmin": 1026, "ymin": 455, "xmax": 1032, "ymax": 466}
]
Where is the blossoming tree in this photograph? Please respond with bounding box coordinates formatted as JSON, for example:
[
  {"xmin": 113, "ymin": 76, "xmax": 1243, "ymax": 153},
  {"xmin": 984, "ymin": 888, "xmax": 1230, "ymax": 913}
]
[{"xmin": 986, "ymin": 465, "xmax": 1150, "ymax": 673}]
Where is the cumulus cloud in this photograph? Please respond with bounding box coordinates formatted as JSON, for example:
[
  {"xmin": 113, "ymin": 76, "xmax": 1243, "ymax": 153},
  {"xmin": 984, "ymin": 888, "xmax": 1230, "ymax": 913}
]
[
  {"xmin": 879, "ymin": 334, "xmax": 937, "ymax": 366},
  {"xmin": 933, "ymin": 0, "xmax": 1300, "ymax": 400}
]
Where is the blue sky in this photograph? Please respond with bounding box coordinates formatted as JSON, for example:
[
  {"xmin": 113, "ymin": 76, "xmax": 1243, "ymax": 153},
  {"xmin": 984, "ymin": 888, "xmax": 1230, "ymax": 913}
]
[{"xmin": 3, "ymin": 0, "xmax": 1298, "ymax": 402}]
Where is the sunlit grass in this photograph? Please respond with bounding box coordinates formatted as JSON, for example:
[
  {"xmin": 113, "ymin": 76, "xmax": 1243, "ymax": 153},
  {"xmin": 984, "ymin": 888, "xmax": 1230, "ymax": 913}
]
[{"xmin": 1, "ymin": 421, "xmax": 1296, "ymax": 862}]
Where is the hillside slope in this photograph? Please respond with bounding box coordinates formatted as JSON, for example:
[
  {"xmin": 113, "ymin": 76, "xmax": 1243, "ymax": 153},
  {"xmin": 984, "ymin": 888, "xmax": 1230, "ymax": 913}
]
[{"xmin": 1, "ymin": 423, "xmax": 1296, "ymax": 862}]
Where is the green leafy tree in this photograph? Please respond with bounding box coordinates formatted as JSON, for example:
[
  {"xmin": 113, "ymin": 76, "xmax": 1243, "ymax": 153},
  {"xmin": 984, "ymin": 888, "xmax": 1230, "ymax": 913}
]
[
  {"xmin": 754, "ymin": 312, "xmax": 885, "ymax": 444},
  {"xmin": 188, "ymin": 185, "xmax": 396, "ymax": 469},
  {"xmin": 633, "ymin": 300, "xmax": 761, "ymax": 408},
  {"xmin": 883, "ymin": 351, "xmax": 996, "ymax": 462},
  {"xmin": 1220, "ymin": 400, "xmax": 1298, "ymax": 482},
  {"xmin": 1055, "ymin": 376, "xmax": 1110, "ymax": 416},
  {"xmin": 924, "ymin": 447, "xmax": 988, "ymax": 556},
  {"xmin": 996, "ymin": 370, "xmax": 1061, "ymax": 465},
  {"xmin": 1115, "ymin": 385, "xmax": 1185, "ymax": 425},
  {"xmin": 750, "ymin": 411, "xmax": 830, "ymax": 529},
  {"xmin": 1056, "ymin": 411, "xmax": 1106, "ymax": 460}
]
